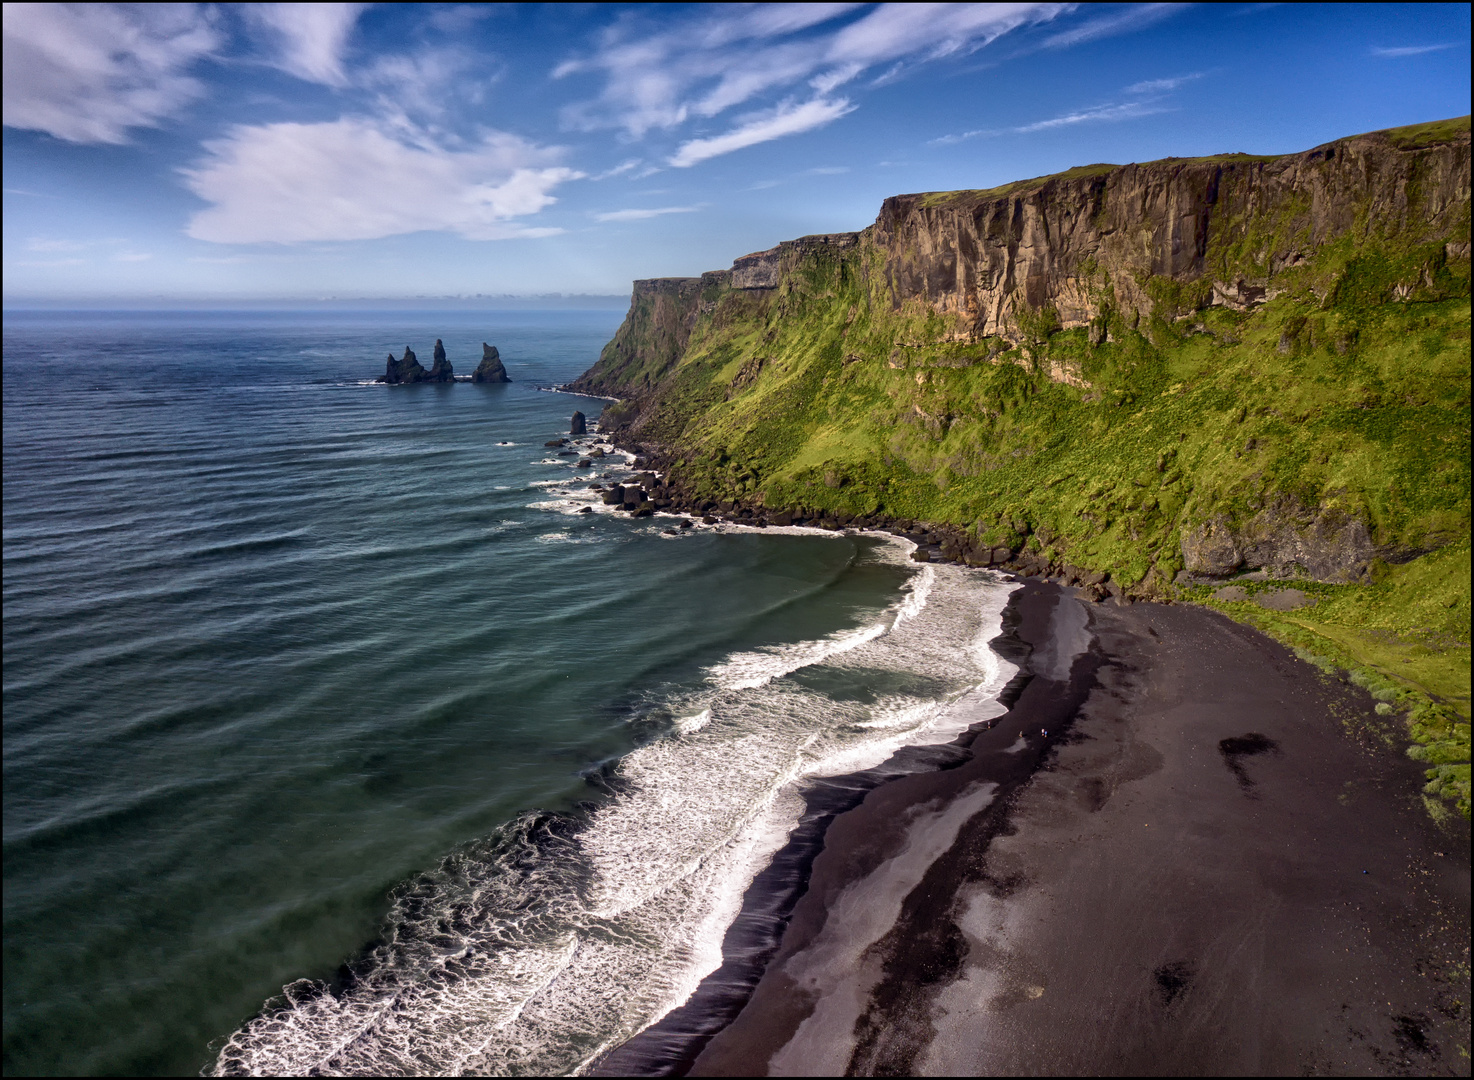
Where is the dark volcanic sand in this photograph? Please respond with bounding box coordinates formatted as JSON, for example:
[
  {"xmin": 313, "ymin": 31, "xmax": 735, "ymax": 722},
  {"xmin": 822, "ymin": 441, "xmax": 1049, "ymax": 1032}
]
[{"xmin": 607, "ymin": 582, "xmax": 1471, "ymax": 1077}]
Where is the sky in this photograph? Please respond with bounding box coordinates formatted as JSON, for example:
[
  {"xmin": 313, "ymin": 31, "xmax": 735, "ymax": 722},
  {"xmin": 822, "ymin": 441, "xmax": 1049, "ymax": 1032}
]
[{"xmin": 3, "ymin": 2, "xmax": 1470, "ymax": 305}]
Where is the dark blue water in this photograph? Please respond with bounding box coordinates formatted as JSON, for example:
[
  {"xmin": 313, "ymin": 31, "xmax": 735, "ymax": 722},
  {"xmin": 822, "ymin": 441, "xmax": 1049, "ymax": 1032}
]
[{"xmin": 3, "ymin": 310, "xmax": 1015, "ymax": 1076}]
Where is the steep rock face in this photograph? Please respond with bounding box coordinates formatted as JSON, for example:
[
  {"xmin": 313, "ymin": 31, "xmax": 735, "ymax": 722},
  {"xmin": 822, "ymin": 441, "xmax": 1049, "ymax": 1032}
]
[
  {"xmin": 569, "ymin": 277, "xmax": 703, "ymax": 397},
  {"xmin": 472, "ymin": 343, "xmax": 510, "ymax": 383},
  {"xmin": 875, "ymin": 128, "xmax": 1469, "ymax": 341}
]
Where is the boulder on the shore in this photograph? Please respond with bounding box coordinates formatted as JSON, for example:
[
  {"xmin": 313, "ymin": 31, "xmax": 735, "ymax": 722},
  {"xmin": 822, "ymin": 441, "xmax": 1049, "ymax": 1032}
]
[
  {"xmin": 473, "ymin": 343, "xmax": 511, "ymax": 383},
  {"xmin": 426, "ymin": 339, "xmax": 455, "ymax": 382},
  {"xmin": 377, "ymin": 346, "xmax": 429, "ymax": 384},
  {"xmin": 570, "ymin": 411, "xmax": 587, "ymax": 435}
]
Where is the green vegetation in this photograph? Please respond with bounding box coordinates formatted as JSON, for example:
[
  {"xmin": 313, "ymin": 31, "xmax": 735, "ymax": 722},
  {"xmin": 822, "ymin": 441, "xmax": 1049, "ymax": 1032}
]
[{"xmin": 586, "ymin": 120, "xmax": 1472, "ymax": 816}]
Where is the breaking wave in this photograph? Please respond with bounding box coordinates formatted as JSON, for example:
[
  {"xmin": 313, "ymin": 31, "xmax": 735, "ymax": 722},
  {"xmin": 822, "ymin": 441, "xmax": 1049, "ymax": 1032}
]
[{"xmin": 211, "ymin": 554, "xmax": 1018, "ymax": 1077}]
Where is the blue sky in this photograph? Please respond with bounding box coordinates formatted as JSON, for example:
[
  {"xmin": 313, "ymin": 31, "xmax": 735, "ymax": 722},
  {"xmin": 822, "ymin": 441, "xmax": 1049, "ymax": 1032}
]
[{"xmin": 3, "ymin": 2, "xmax": 1469, "ymax": 304}]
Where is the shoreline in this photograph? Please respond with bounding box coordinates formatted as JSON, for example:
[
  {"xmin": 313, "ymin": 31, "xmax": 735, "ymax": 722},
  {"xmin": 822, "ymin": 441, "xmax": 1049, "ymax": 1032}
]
[
  {"xmin": 586, "ymin": 572, "xmax": 1470, "ymax": 1076},
  {"xmin": 674, "ymin": 586, "xmax": 1470, "ymax": 1076},
  {"xmin": 590, "ymin": 581, "xmax": 1047, "ymax": 1077}
]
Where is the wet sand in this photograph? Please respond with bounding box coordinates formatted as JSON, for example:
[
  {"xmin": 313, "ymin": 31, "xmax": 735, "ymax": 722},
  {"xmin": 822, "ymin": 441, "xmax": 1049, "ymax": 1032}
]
[{"xmin": 605, "ymin": 581, "xmax": 1470, "ymax": 1076}]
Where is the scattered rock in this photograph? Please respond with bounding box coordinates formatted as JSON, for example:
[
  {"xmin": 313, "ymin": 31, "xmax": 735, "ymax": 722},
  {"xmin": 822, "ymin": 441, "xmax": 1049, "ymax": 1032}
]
[
  {"xmin": 577, "ymin": 506, "xmax": 593, "ymax": 514},
  {"xmin": 570, "ymin": 411, "xmax": 587, "ymax": 435}
]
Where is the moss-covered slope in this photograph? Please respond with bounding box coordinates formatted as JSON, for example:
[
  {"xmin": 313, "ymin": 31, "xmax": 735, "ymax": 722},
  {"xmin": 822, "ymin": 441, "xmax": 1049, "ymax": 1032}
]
[{"xmin": 571, "ymin": 117, "xmax": 1472, "ymax": 815}]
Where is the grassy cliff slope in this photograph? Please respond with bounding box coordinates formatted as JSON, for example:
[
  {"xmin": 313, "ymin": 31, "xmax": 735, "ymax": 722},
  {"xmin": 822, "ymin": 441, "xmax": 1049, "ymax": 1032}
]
[{"xmin": 571, "ymin": 118, "xmax": 1472, "ymax": 816}]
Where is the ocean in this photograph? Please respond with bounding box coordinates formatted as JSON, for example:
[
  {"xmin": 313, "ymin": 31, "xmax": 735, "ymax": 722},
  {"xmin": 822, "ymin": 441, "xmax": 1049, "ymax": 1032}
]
[{"xmin": 2, "ymin": 310, "xmax": 1017, "ymax": 1076}]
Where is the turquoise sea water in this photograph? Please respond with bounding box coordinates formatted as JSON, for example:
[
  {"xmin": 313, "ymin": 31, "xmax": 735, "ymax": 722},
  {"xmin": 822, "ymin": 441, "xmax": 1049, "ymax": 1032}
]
[{"xmin": 3, "ymin": 311, "xmax": 1015, "ymax": 1076}]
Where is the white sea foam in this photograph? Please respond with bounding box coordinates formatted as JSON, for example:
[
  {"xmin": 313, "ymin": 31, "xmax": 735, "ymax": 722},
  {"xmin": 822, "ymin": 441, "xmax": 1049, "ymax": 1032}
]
[
  {"xmin": 706, "ymin": 622, "xmax": 889, "ymax": 691},
  {"xmin": 212, "ymin": 560, "xmax": 1020, "ymax": 1078}
]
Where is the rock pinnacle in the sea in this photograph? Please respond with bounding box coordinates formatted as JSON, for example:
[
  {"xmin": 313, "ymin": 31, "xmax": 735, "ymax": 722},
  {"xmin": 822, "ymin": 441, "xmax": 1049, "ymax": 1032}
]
[
  {"xmin": 377, "ymin": 345, "xmax": 428, "ymax": 384},
  {"xmin": 473, "ymin": 343, "xmax": 510, "ymax": 383},
  {"xmin": 427, "ymin": 339, "xmax": 455, "ymax": 382},
  {"xmin": 570, "ymin": 411, "xmax": 587, "ymax": 435}
]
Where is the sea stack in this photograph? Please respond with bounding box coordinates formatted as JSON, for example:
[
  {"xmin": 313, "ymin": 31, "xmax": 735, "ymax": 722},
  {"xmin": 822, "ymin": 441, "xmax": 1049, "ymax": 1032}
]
[
  {"xmin": 570, "ymin": 411, "xmax": 587, "ymax": 435},
  {"xmin": 377, "ymin": 346, "xmax": 428, "ymax": 384},
  {"xmin": 472, "ymin": 343, "xmax": 510, "ymax": 383},
  {"xmin": 426, "ymin": 339, "xmax": 455, "ymax": 382}
]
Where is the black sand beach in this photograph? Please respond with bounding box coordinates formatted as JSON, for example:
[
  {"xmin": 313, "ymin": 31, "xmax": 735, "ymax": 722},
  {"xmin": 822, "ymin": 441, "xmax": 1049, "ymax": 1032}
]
[{"xmin": 600, "ymin": 581, "xmax": 1471, "ymax": 1077}]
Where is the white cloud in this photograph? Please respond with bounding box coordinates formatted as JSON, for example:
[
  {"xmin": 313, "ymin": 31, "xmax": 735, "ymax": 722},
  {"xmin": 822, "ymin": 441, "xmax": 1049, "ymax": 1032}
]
[
  {"xmin": 593, "ymin": 205, "xmax": 703, "ymax": 222},
  {"xmin": 113, "ymin": 252, "xmax": 153, "ymax": 262},
  {"xmin": 246, "ymin": 3, "xmax": 366, "ymax": 86},
  {"xmin": 1013, "ymin": 99, "xmax": 1170, "ymax": 132},
  {"xmin": 1371, "ymin": 43, "xmax": 1460, "ymax": 58},
  {"xmin": 2, "ymin": 3, "xmax": 219, "ymax": 143},
  {"xmin": 558, "ymin": 3, "xmax": 1069, "ymax": 139},
  {"xmin": 1041, "ymin": 3, "xmax": 1180, "ymax": 49},
  {"xmin": 932, "ymin": 98, "xmax": 1170, "ymax": 143},
  {"xmin": 670, "ymin": 96, "xmax": 856, "ymax": 167},
  {"xmin": 1125, "ymin": 72, "xmax": 1202, "ymax": 94},
  {"xmin": 591, "ymin": 159, "xmax": 643, "ymax": 180},
  {"xmin": 182, "ymin": 118, "xmax": 580, "ymax": 243}
]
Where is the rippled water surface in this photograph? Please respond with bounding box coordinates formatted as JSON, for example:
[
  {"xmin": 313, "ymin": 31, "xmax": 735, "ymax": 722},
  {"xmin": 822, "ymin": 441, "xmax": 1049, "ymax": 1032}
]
[{"xmin": 3, "ymin": 311, "xmax": 1014, "ymax": 1076}]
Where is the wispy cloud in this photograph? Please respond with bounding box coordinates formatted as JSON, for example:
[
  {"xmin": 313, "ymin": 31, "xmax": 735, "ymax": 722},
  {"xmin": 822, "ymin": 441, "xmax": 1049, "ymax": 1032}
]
[
  {"xmin": 182, "ymin": 119, "xmax": 580, "ymax": 243},
  {"xmin": 1371, "ymin": 43, "xmax": 1460, "ymax": 58},
  {"xmin": 557, "ymin": 2, "xmax": 1070, "ymax": 147},
  {"xmin": 1041, "ymin": 3, "xmax": 1181, "ymax": 49},
  {"xmin": 670, "ymin": 96, "xmax": 856, "ymax": 167},
  {"xmin": 2, "ymin": 3, "xmax": 219, "ymax": 143},
  {"xmin": 244, "ymin": 3, "xmax": 367, "ymax": 87},
  {"xmin": 113, "ymin": 252, "xmax": 153, "ymax": 262},
  {"xmin": 1125, "ymin": 72, "xmax": 1202, "ymax": 94},
  {"xmin": 933, "ymin": 98, "xmax": 1172, "ymax": 144},
  {"xmin": 932, "ymin": 68, "xmax": 1201, "ymax": 144},
  {"xmin": 27, "ymin": 237, "xmax": 89, "ymax": 253},
  {"xmin": 591, "ymin": 159, "xmax": 643, "ymax": 181},
  {"xmin": 593, "ymin": 205, "xmax": 703, "ymax": 222}
]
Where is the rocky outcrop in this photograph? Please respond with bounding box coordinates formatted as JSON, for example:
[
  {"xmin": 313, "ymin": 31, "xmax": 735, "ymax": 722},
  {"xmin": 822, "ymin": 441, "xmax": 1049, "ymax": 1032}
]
[
  {"xmin": 377, "ymin": 346, "xmax": 428, "ymax": 384},
  {"xmin": 570, "ymin": 411, "xmax": 587, "ymax": 435},
  {"xmin": 1180, "ymin": 497, "xmax": 1382, "ymax": 582},
  {"xmin": 472, "ymin": 343, "xmax": 510, "ymax": 383}
]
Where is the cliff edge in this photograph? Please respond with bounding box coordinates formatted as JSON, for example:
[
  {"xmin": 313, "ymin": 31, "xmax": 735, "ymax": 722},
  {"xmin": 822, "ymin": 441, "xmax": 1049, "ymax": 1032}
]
[{"xmin": 571, "ymin": 116, "xmax": 1471, "ymax": 816}]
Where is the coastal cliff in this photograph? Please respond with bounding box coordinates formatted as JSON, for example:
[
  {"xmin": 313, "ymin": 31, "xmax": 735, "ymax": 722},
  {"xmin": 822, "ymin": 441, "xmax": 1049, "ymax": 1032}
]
[{"xmin": 571, "ymin": 116, "xmax": 1471, "ymax": 815}]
